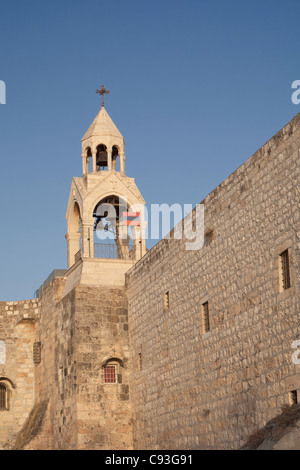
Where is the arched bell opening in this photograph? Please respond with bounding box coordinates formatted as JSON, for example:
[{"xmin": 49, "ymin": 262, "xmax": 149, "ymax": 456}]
[
  {"xmin": 96, "ymin": 144, "xmax": 108, "ymax": 170},
  {"xmin": 86, "ymin": 147, "xmax": 92, "ymax": 173},
  {"xmin": 93, "ymin": 195, "xmax": 133, "ymax": 260},
  {"xmin": 67, "ymin": 201, "xmax": 82, "ymax": 267},
  {"xmin": 112, "ymin": 145, "xmax": 120, "ymax": 172}
]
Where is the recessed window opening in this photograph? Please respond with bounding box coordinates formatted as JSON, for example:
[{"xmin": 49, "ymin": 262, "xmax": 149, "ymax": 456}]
[
  {"xmin": 290, "ymin": 390, "xmax": 298, "ymax": 405},
  {"xmin": 279, "ymin": 249, "xmax": 291, "ymax": 291},
  {"xmin": 202, "ymin": 301, "xmax": 210, "ymax": 333},
  {"xmin": 164, "ymin": 291, "xmax": 170, "ymax": 310},
  {"xmin": 138, "ymin": 353, "xmax": 142, "ymax": 371}
]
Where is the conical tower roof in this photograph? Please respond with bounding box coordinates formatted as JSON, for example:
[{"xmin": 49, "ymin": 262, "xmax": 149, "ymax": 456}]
[{"xmin": 82, "ymin": 106, "xmax": 123, "ymax": 142}]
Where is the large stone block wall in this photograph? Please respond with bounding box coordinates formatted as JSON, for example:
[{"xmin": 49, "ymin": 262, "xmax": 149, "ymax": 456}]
[
  {"xmin": 0, "ymin": 276, "xmax": 133, "ymax": 450},
  {"xmin": 126, "ymin": 113, "xmax": 300, "ymax": 449},
  {"xmin": 0, "ymin": 299, "xmax": 40, "ymax": 448},
  {"xmin": 74, "ymin": 285, "xmax": 133, "ymax": 450},
  {"xmin": 35, "ymin": 277, "xmax": 78, "ymax": 450},
  {"xmin": 34, "ymin": 280, "xmax": 132, "ymax": 450}
]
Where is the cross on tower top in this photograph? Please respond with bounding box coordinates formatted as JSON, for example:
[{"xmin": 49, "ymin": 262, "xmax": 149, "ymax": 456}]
[{"xmin": 96, "ymin": 85, "xmax": 110, "ymax": 108}]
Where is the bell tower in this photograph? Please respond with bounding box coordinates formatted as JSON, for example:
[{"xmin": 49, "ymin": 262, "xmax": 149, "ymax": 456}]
[{"xmin": 64, "ymin": 86, "xmax": 146, "ymax": 296}]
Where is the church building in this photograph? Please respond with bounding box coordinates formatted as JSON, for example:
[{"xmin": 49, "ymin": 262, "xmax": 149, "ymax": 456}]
[{"xmin": 0, "ymin": 89, "xmax": 299, "ymax": 450}]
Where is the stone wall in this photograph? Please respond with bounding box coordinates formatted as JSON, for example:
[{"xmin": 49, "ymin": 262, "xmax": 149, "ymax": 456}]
[
  {"xmin": 34, "ymin": 280, "xmax": 132, "ymax": 450},
  {"xmin": 35, "ymin": 277, "xmax": 78, "ymax": 449},
  {"xmin": 74, "ymin": 285, "xmax": 133, "ymax": 450},
  {"xmin": 0, "ymin": 299, "xmax": 40, "ymax": 448},
  {"xmin": 0, "ymin": 275, "xmax": 133, "ymax": 450},
  {"xmin": 126, "ymin": 113, "xmax": 300, "ymax": 449}
]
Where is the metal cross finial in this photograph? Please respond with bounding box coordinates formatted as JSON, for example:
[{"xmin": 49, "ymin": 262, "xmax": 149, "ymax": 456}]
[{"xmin": 96, "ymin": 85, "xmax": 110, "ymax": 108}]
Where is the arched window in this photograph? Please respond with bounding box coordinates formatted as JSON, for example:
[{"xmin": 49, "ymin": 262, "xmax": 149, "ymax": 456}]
[{"xmin": 0, "ymin": 383, "xmax": 9, "ymax": 411}]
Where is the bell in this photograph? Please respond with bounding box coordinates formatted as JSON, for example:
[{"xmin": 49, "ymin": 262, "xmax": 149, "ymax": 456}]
[{"xmin": 96, "ymin": 150, "xmax": 107, "ymax": 167}]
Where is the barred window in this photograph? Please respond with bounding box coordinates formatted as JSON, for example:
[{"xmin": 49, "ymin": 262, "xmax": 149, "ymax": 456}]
[
  {"xmin": 202, "ymin": 301, "xmax": 210, "ymax": 333},
  {"xmin": 0, "ymin": 383, "xmax": 9, "ymax": 411},
  {"xmin": 104, "ymin": 365, "xmax": 117, "ymax": 384},
  {"xmin": 280, "ymin": 250, "xmax": 291, "ymax": 291}
]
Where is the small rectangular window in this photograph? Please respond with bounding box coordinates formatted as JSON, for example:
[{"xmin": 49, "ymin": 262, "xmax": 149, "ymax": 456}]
[
  {"xmin": 164, "ymin": 291, "xmax": 170, "ymax": 310},
  {"xmin": 280, "ymin": 249, "xmax": 291, "ymax": 291},
  {"xmin": 202, "ymin": 301, "xmax": 210, "ymax": 333},
  {"xmin": 289, "ymin": 390, "xmax": 298, "ymax": 405},
  {"xmin": 138, "ymin": 353, "xmax": 142, "ymax": 371},
  {"xmin": 104, "ymin": 365, "xmax": 117, "ymax": 384}
]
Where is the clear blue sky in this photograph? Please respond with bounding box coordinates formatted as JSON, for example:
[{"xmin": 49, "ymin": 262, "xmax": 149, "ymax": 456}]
[{"xmin": 0, "ymin": 0, "xmax": 299, "ymax": 300}]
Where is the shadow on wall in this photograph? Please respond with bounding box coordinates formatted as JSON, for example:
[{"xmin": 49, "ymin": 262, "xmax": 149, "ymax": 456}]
[{"xmin": 240, "ymin": 404, "xmax": 300, "ymax": 450}]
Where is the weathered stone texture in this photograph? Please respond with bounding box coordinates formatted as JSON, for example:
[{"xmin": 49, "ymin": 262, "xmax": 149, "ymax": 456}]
[
  {"xmin": 126, "ymin": 113, "xmax": 300, "ymax": 449},
  {"xmin": 1, "ymin": 111, "xmax": 300, "ymax": 450},
  {"xmin": 74, "ymin": 285, "xmax": 133, "ymax": 450},
  {"xmin": 14, "ymin": 399, "xmax": 51, "ymax": 450},
  {"xmin": 0, "ymin": 299, "xmax": 40, "ymax": 448}
]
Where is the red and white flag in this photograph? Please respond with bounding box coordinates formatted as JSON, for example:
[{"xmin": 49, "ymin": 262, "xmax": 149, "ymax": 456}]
[{"xmin": 122, "ymin": 212, "xmax": 140, "ymax": 226}]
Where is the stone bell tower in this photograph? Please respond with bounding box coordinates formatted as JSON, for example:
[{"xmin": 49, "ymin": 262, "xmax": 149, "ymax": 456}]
[{"xmin": 64, "ymin": 86, "xmax": 146, "ymax": 296}]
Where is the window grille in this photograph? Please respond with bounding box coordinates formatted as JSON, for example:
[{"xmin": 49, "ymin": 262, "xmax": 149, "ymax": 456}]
[
  {"xmin": 104, "ymin": 365, "xmax": 117, "ymax": 384},
  {"xmin": 280, "ymin": 250, "xmax": 291, "ymax": 291},
  {"xmin": 0, "ymin": 383, "xmax": 9, "ymax": 411},
  {"xmin": 202, "ymin": 301, "xmax": 210, "ymax": 333}
]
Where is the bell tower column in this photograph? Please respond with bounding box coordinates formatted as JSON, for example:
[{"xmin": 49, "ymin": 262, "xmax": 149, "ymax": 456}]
[
  {"xmin": 66, "ymin": 232, "xmax": 81, "ymax": 268},
  {"xmin": 92, "ymin": 150, "xmax": 97, "ymax": 172},
  {"xmin": 81, "ymin": 221, "xmax": 94, "ymax": 258},
  {"xmin": 82, "ymin": 154, "xmax": 87, "ymax": 176},
  {"xmin": 120, "ymin": 151, "xmax": 125, "ymax": 173},
  {"xmin": 107, "ymin": 146, "xmax": 112, "ymax": 170}
]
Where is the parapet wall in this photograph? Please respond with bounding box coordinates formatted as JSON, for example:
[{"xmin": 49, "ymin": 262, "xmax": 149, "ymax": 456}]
[{"xmin": 126, "ymin": 113, "xmax": 300, "ymax": 449}]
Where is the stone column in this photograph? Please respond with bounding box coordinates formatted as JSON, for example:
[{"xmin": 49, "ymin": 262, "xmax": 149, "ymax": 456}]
[
  {"xmin": 107, "ymin": 147, "xmax": 112, "ymax": 171},
  {"xmin": 66, "ymin": 232, "xmax": 81, "ymax": 268},
  {"xmin": 140, "ymin": 221, "xmax": 147, "ymax": 258},
  {"xmin": 120, "ymin": 151, "xmax": 125, "ymax": 174},
  {"xmin": 88, "ymin": 226, "xmax": 94, "ymax": 259},
  {"xmin": 92, "ymin": 151, "xmax": 97, "ymax": 172},
  {"xmin": 132, "ymin": 226, "xmax": 142, "ymax": 260},
  {"xmin": 82, "ymin": 154, "xmax": 87, "ymax": 176}
]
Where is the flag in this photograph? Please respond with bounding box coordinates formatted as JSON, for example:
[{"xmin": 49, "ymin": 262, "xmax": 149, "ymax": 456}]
[{"xmin": 122, "ymin": 212, "xmax": 140, "ymax": 226}]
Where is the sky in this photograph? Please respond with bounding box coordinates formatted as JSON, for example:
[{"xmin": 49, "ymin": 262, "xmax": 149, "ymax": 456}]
[{"xmin": 0, "ymin": 0, "xmax": 299, "ymax": 300}]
